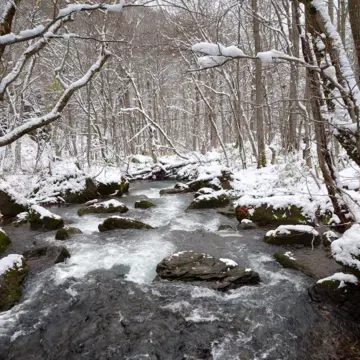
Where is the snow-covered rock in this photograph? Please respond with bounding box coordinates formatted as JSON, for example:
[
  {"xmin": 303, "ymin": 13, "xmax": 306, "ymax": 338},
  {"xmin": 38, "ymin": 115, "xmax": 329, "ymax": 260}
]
[
  {"xmin": 186, "ymin": 190, "xmax": 230, "ymax": 210},
  {"xmin": 29, "ymin": 205, "xmax": 64, "ymax": 231},
  {"xmin": 0, "ymin": 180, "xmax": 28, "ymax": 217},
  {"xmin": 55, "ymin": 226, "xmax": 83, "ymax": 240},
  {"xmin": 264, "ymin": 225, "xmax": 321, "ymax": 247},
  {"xmin": 78, "ymin": 199, "xmax": 128, "ymax": 216}
]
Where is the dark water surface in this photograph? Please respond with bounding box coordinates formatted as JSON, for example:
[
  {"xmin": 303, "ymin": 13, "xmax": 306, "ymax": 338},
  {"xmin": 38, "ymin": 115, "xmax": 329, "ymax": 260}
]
[{"xmin": 0, "ymin": 181, "xmax": 358, "ymax": 360}]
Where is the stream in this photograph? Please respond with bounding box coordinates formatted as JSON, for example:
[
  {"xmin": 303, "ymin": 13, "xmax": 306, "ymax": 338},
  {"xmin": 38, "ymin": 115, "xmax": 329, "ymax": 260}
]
[{"xmin": 0, "ymin": 181, "xmax": 357, "ymax": 360}]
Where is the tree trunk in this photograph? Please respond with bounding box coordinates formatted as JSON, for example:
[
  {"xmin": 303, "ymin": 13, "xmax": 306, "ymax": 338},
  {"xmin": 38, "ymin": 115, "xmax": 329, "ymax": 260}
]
[{"xmin": 349, "ymin": 0, "xmax": 360, "ymax": 82}]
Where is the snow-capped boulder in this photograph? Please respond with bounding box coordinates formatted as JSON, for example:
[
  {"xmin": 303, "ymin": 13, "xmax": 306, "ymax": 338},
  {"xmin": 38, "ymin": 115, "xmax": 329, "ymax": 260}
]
[
  {"xmin": 186, "ymin": 190, "xmax": 230, "ymax": 210},
  {"xmin": 0, "ymin": 228, "xmax": 11, "ymax": 254},
  {"xmin": 156, "ymin": 251, "xmax": 260, "ymax": 291},
  {"xmin": 264, "ymin": 224, "xmax": 321, "ymax": 246},
  {"xmin": 12, "ymin": 212, "xmax": 29, "ymax": 227},
  {"xmin": 77, "ymin": 199, "xmax": 128, "ymax": 216},
  {"xmin": 273, "ymin": 251, "xmax": 314, "ymax": 277},
  {"xmin": 55, "ymin": 226, "xmax": 82, "ymax": 240},
  {"xmin": 28, "ymin": 205, "xmax": 64, "ymax": 231},
  {"xmin": 0, "ymin": 181, "xmax": 28, "ymax": 218},
  {"xmin": 0, "ymin": 254, "xmax": 28, "ymax": 311},
  {"xmin": 235, "ymin": 196, "xmax": 312, "ymax": 226},
  {"xmin": 187, "ymin": 170, "xmax": 233, "ymax": 192},
  {"xmin": 238, "ymin": 219, "xmax": 258, "ymax": 230},
  {"xmin": 134, "ymin": 200, "xmax": 156, "ymax": 209},
  {"xmin": 264, "ymin": 225, "xmax": 321, "ymax": 247},
  {"xmin": 98, "ymin": 216, "xmax": 154, "ymax": 232},
  {"xmin": 331, "ymin": 224, "xmax": 360, "ymax": 277},
  {"xmin": 308, "ymin": 273, "xmax": 360, "ymax": 321},
  {"xmin": 23, "ymin": 245, "xmax": 70, "ymax": 264}
]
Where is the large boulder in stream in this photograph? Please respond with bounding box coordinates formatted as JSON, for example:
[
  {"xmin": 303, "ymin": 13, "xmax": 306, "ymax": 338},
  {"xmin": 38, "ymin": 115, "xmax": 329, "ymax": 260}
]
[
  {"xmin": 28, "ymin": 205, "xmax": 64, "ymax": 231},
  {"xmin": 156, "ymin": 251, "xmax": 260, "ymax": 291},
  {"xmin": 235, "ymin": 196, "xmax": 312, "ymax": 226},
  {"xmin": 186, "ymin": 190, "xmax": 230, "ymax": 210},
  {"xmin": 98, "ymin": 216, "xmax": 154, "ymax": 232},
  {"xmin": 134, "ymin": 200, "xmax": 156, "ymax": 209},
  {"xmin": 264, "ymin": 225, "xmax": 321, "ymax": 247},
  {"xmin": 0, "ymin": 228, "xmax": 11, "ymax": 254},
  {"xmin": 0, "ymin": 254, "xmax": 28, "ymax": 311},
  {"xmin": 55, "ymin": 226, "xmax": 83, "ymax": 240},
  {"xmin": 0, "ymin": 181, "xmax": 28, "ymax": 218},
  {"xmin": 23, "ymin": 245, "xmax": 70, "ymax": 264},
  {"xmin": 274, "ymin": 251, "xmax": 314, "ymax": 277},
  {"xmin": 78, "ymin": 199, "xmax": 128, "ymax": 216},
  {"xmin": 308, "ymin": 273, "xmax": 360, "ymax": 321}
]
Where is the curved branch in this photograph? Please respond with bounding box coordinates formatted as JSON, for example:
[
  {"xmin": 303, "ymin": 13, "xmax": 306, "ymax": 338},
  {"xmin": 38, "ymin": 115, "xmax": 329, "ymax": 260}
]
[{"xmin": 0, "ymin": 48, "xmax": 111, "ymax": 147}]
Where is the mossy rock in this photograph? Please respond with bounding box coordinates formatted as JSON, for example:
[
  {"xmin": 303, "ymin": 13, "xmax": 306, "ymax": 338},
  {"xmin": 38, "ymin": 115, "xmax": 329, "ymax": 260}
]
[
  {"xmin": 217, "ymin": 206, "xmax": 236, "ymax": 218},
  {"xmin": 0, "ymin": 230, "xmax": 11, "ymax": 254},
  {"xmin": 0, "ymin": 257, "xmax": 28, "ymax": 312},
  {"xmin": 316, "ymin": 209, "xmax": 334, "ymax": 225},
  {"xmin": 55, "ymin": 226, "xmax": 83, "ymax": 240},
  {"xmin": 187, "ymin": 193, "xmax": 230, "ymax": 210},
  {"xmin": 238, "ymin": 220, "xmax": 258, "ymax": 230},
  {"xmin": 11, "ymin": 212, "xmax": 29, "ymax": 227},
  {"xmin": 274, "ymin": 251, "xmax": 314, "ymax": 277},
  {"xmin": 194, "ymin": 187, "xmax": 214, "ymax": 198},
  {"xmin": 264, "ymin": 227, "xmax": 321, "ymax": 247},
  {"xmin": 117, "ymin": 180, "xmax": 129, "ymax": 197},
  {"xmin": 62, "ymin": 178, "xmax": 98, "ymax": 204},
  {"xmin": 134, "ymin": 200, "xmax": 156, "ymax": 209},
  {"xmin": 28, "ymin": 207, "xmax": 64, "ymax": 231},
  {"xmin": 236, "ymin": 204, "xmax": 311, "ymax": 226},
  {"xmin": 77, "ymin": 200, "xmax": 128, "ymax": 216},
  {"xmin": 98, "ymin": 217, "xmax": 154, "ymax": 232}
]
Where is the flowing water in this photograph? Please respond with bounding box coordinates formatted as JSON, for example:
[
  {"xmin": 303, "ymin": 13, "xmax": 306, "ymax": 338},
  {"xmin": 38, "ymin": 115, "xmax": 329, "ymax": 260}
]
[{"xmin": 0, "ymin": 181, "xmax": 356, "ymax": 360}]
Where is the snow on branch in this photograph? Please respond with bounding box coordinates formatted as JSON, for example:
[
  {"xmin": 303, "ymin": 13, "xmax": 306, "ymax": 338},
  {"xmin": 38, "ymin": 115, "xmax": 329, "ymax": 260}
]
[
  {"xmin": 0, "ymin": 1, "xmax": 125, "ymax": 47},
  {"xmin": 311, "ymin": 0, "xmax": 360, "ymax": 108},
  {"xmin": 0, "ymin": 48, "xmax": 111, "ymax": 147}
]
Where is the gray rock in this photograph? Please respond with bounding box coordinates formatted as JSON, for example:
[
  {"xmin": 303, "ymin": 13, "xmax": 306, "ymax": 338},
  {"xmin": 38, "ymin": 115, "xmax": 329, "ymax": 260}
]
[
  {"xmin": 23, "ymin": 246, "xmax": 70, "ymax": 264},
  {"xmin": 156, "ymin": 251, "xmax": 260, "ymax": 291}
]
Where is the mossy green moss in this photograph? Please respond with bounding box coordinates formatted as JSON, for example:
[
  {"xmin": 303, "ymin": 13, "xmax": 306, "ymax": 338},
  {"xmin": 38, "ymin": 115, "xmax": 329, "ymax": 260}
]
[
  {"xmin": 187, "ymin": 194, "xmax": 230, "ymax": 210},
  {"xmin": 135, "ymin": 200, "xmax": 156, "ymax": 209},
  {"xmin": 0, "ymin": 231, "xmax": 11, "ymax": 254},
  {"xmin": 55, "ymin": 226, "xmax": 82, "ymax": 240},
  {"xmin": 62, "ymin": 178, "xmax": 98, "ymax": 204},
  {"xmin": 274, "ymin": 251, "xmax": 314, "ymax": 277},
  {"xmin": 0, "ymin": 259, "xmax": 28, "ymax": 311},
  {"xmin": 98, "ymin": 217, "xmax": 154, "ymax": 232},
  {"xmin": 236, "ymin": 204, "xmax": 311, "ymax": 226}
]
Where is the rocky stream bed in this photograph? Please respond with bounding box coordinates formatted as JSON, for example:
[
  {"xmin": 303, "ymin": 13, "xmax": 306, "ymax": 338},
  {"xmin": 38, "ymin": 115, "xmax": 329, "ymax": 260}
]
[{"xmin": 0, "ymin": 181, "xmax": 359, "ymax": 360}]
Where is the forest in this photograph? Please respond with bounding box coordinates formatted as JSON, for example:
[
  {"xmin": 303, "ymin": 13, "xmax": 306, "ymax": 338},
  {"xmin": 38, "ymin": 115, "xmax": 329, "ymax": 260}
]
[{"xmin": 0, "ymin": 1, "xmax": 360, "ymax": 359}]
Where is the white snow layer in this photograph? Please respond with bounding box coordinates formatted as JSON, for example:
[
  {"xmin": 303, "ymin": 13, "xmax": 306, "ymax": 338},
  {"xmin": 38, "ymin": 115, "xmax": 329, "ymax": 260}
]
[
  {"xmin": 317, "ymin": 272, "xmax": 358, "ymax": 286},
  {"xmin": 93, "ymin": 199, "xmax": 124, "ymax": 208},
  {"xmin": 266, "ymin": 225, "xmax": 319, "ymax": 238},
  {"xmin": 219, "ymin": 258, "xmax": 238, "ymax": 267},
  {"xmin": 0, "ymin": 255, "xmax": 24, "ymax": 276},
  {"xmin": 31, "ymin": 205, "xmax": 61, "ymax": 219},
  {"xmin": 331, "ymin": 224, "xmax": 360, "ymax": 271},
  {"xmin": 191, "ymin": 42, "xmax": 244, "ymax": 57}
]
